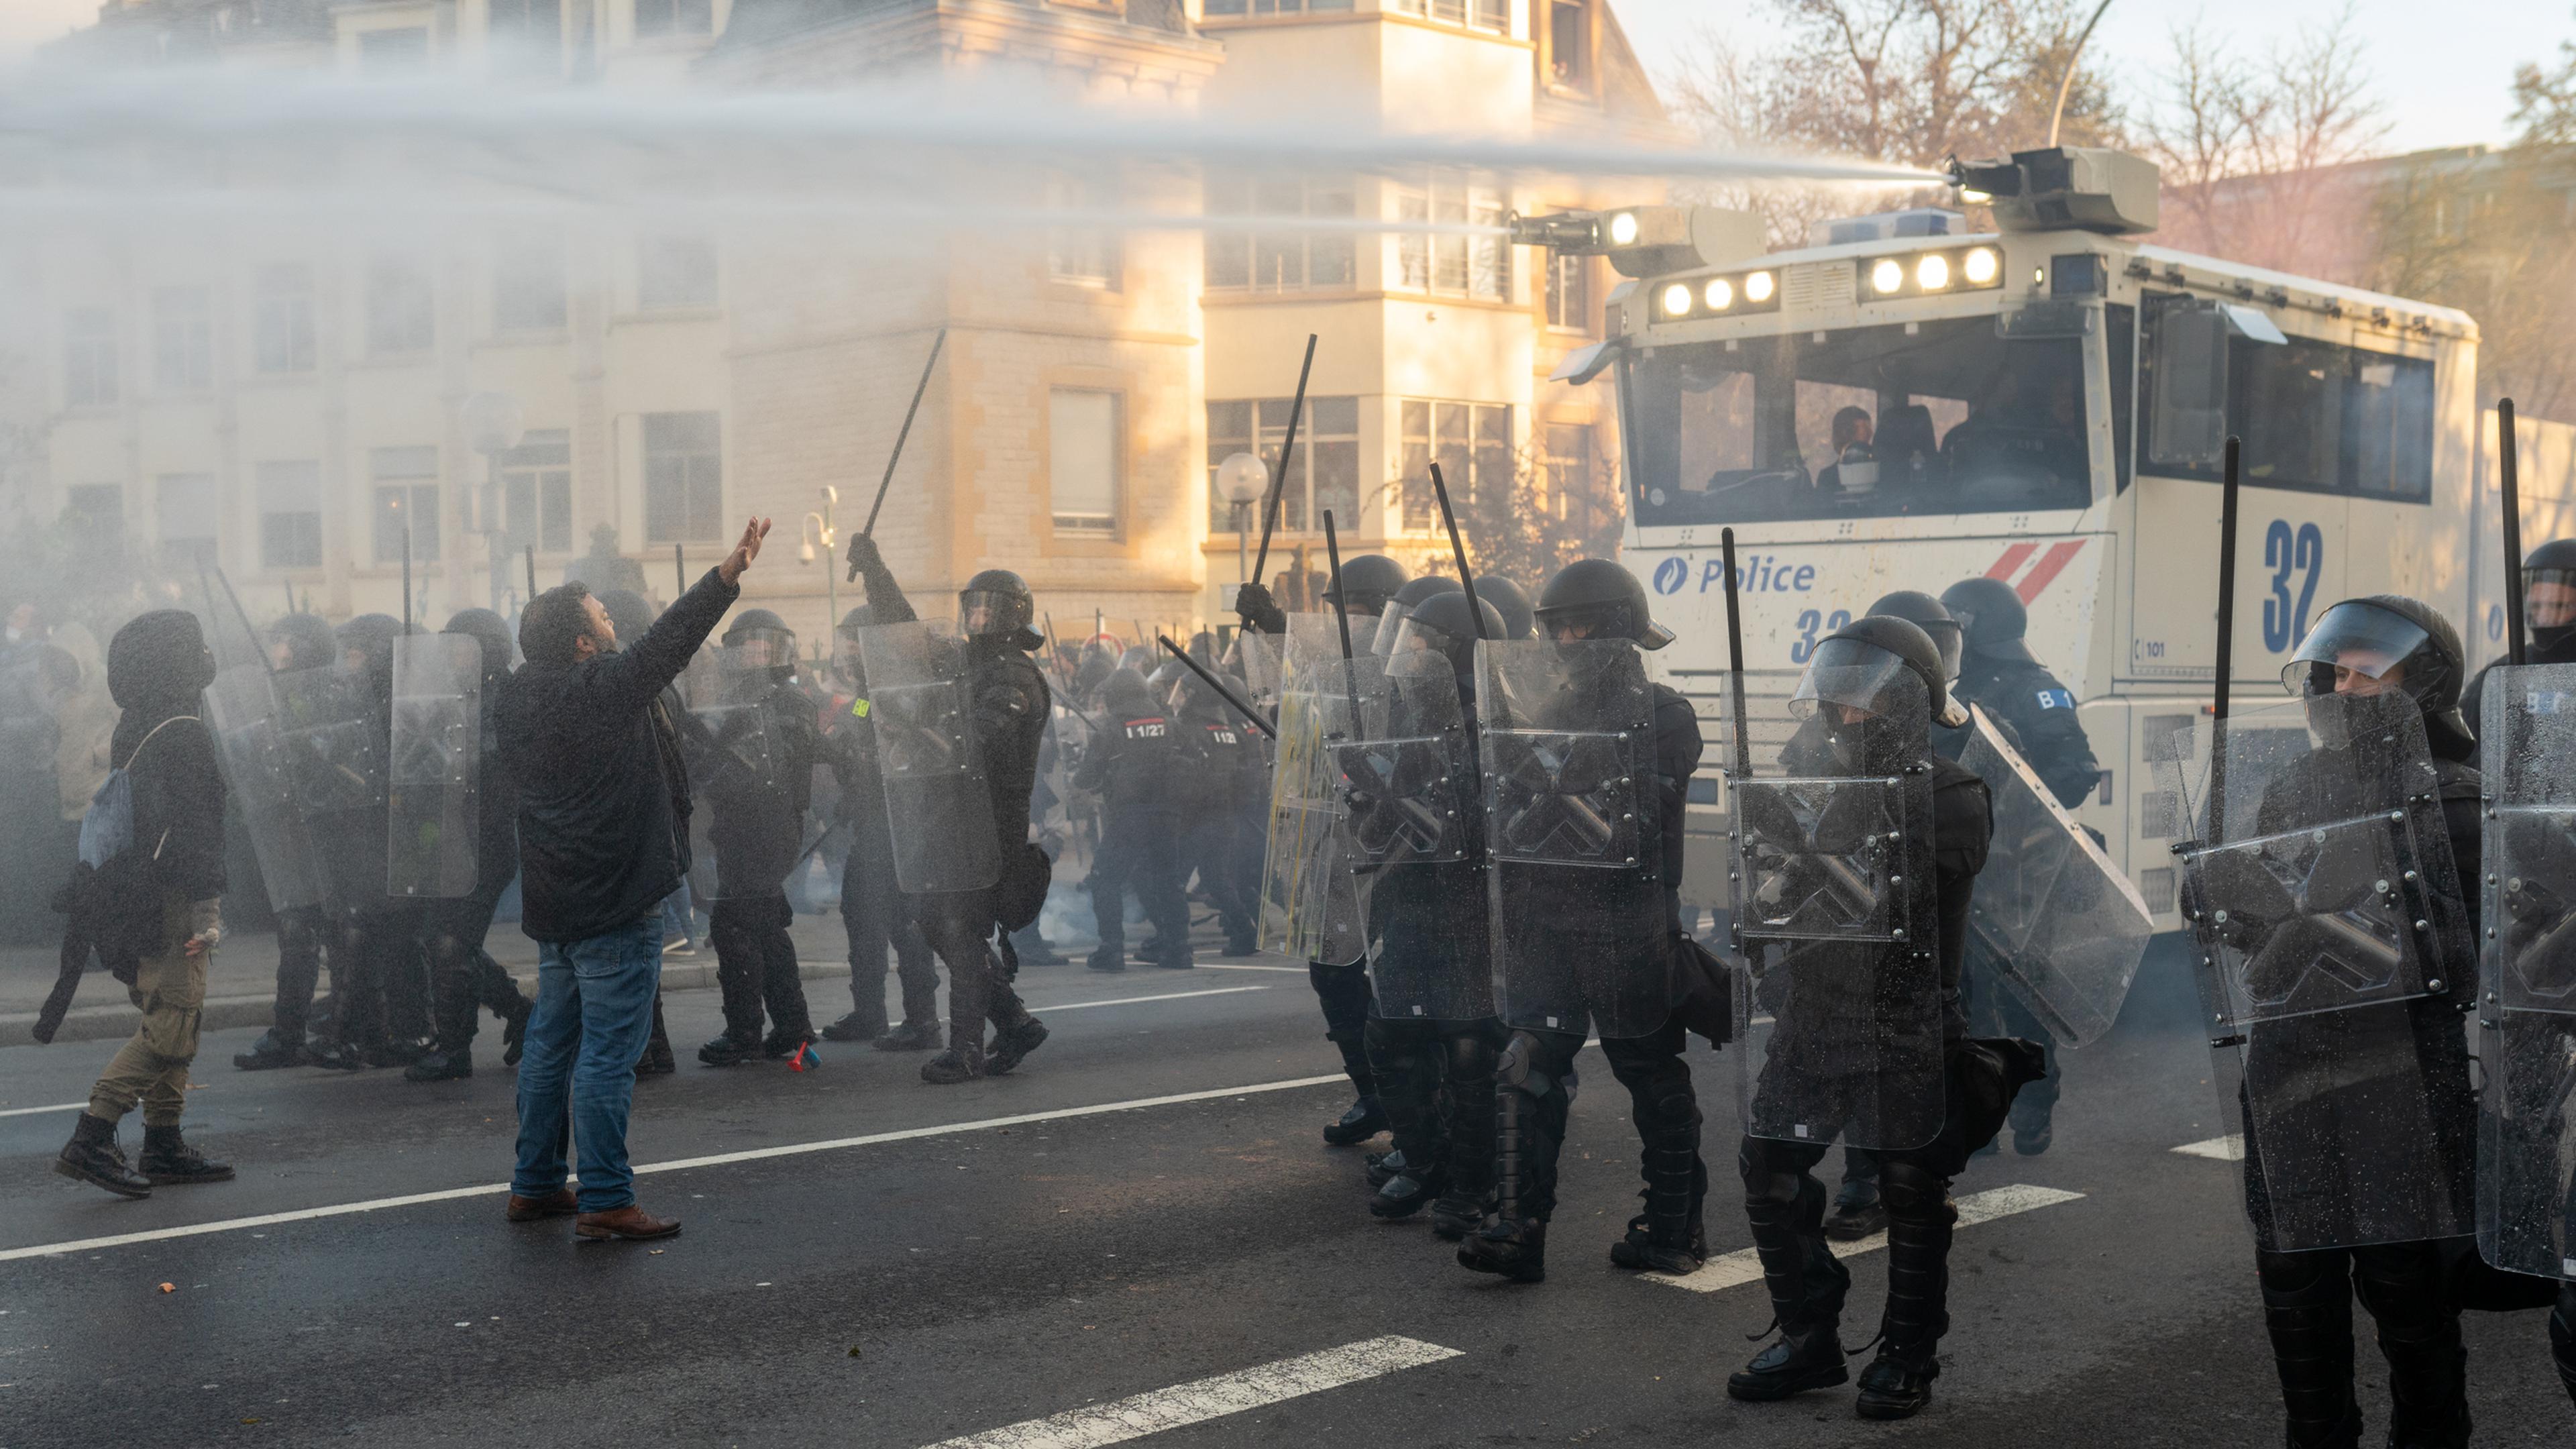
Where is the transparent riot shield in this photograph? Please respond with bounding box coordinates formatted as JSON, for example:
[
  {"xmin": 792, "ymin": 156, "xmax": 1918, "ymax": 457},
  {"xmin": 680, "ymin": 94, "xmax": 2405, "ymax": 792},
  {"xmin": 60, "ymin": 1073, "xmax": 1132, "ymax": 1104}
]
[
  {"xmin": 203, "ymin": 664, "xmax": 324, "ymax": 913},
  {"xmin": 1478, "ymin": 637, "xmax": 1670, "ymax": 1038},
  {"xmin": 1957, "ymin": 706, "xmax": 2153, "ymax": 1048},
  {"xmin": 859, "ymin": 619, "xmax": 1002, "ymax": 895},
  {"xmin": 386, "ymin": 634, "xmax": 482, "ymax": 899},
  {"xmin": 696, "ymin": 644, "xmax": 785, "ymax": 796},
  {"xmin": 1722, "ymin": 666, "xmax": 1944, "ymax": 1151},
  {"xmin": 1234, "ymin": 625, "xmax": 1285, "ymax": 714},
  {"xmin": 1340, "ymin": 651, "xmax": 1489, "ymax": 1020},
  {"xmin": 1259, "ymin": 614, "xmax": 1369, "ymax": 965},
  {"xmin": 2477, "ymin": 663, "xmax": 2576, "ymax": 1279},
  {"xmin": 2171, "ymin": 691, "xmax": 2477, "ymax": 1252}
]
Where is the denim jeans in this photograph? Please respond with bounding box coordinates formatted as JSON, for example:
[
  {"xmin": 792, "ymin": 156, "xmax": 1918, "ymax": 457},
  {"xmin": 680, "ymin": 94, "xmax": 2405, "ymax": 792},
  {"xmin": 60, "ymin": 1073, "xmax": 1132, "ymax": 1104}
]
[
  {"xmin": 658, "ymin": 880, "xmax": 696, "ymax": 947},
  {"xmin": 512, "ymin": 915, "xmax": 663, "ymax": 1213}
]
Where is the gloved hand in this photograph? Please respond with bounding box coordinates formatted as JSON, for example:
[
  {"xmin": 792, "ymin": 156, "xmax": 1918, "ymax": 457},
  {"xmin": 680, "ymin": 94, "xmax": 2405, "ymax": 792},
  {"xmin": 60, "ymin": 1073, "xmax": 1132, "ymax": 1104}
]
[
  {"xmin": 1234, "ymin": 581, "xmax": 1287, "ymax": 637},
  {"xmin": 844, "ymin": 532, "xmax": 883, "ymax": 584}
]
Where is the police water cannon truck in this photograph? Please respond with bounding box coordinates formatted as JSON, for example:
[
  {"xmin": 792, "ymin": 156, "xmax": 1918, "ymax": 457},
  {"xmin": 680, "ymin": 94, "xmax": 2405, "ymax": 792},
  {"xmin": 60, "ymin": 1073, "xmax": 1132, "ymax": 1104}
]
[{"xmin": 1513, "ymin": 146, "xmax": 2576, "ymax": 930}]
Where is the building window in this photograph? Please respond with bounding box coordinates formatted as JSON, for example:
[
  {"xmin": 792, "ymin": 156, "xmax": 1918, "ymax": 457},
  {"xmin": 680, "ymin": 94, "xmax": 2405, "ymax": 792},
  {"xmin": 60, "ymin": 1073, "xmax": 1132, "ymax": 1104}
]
[
  {"xmin": 254, "ymin": 264, "xmax": 317, "ymax": 374},
  {"xmin": 156, "ymin": 473, "xmax": 219, "ymax": 564},
  {"xmin": 1045, "ymin": 173, "xmax": 1122, "ymax": 289},
  {"xmin": 1049, "ymin": 389, "xmax": 1122, "ymax": 534},
  {"xmin": 358, "ymin": 25, "xmax": 429, "ymax": 74},
  {"xmin": 503, "ymin": 429, "xmax": 575, "ymax": 553},
  {"xmin": 1544, "ymin": 423, "xmax": 1596, "ymax": 523},
  {"xmin": 371, "ymin": 446, "xmax": 440, "ymax": 564},
  {"xmin": 258, "ymin": 461, "xmax": 324, "ymax": 570},
  {"xmin": 642, "ymin": 411, "xmax": 722, "ymax": 544},
  {"xmin": 1400, "ymin": 399, "xmax": 1513, "ymax": 531},
  {"xmin": 64, "ymin": 309, "xmax": 117, "ymax": 407},
  {"xmin": 1201, "ymin": 0, "xmax": 1356, "ymax": 13},
  {"xmin": 1548, "ymin": 0, "xmax": 1592, "ymax": 91},
  {"xmin": 64, "ymin": 484, "xmax": 124, "ymax": 560},
  {"xmin": 637, "ymin": 235, "xmax": 718, "ymax": 311},
  {"xmin": 633, "ymin": 0, "xmax": 714, "ymax": 40},
  {"xmin": 152, "ymin": 287, "xmax": 213, "ymax": 392},
  {"xmin": 493, "ymin": 233, "xmax": 567, "ymax": 333},
  {"xmin": 1205, "ymin": 176, "xmax": 1355, "ymax": 293},
  {"xmin": 366, "ymin": 257, "xmax": 435, "ymax": 355},
  {"xmin": 1206, "ymin": 396, "xmax": 1358, "ymax": 535},
  {"xmin": 1386, "ymin": 0, "xmax": 1506, "ymax": 31},
  {"xmin": 1546, "ymin": 250, "xmax": 1590, "ymax": 331},
  {"xmin": 488, "ymin": 0, "xmax": 562, "ymax": 75},
  {"xmin": 1395, "ymin": 174, "xmax": 1509, "ymax": 301}
]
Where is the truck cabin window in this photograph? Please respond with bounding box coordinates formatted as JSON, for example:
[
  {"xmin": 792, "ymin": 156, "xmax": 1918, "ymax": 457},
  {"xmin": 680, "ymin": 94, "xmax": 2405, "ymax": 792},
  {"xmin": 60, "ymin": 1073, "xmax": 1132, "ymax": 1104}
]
[{"xmin": 1630, "ymin": 316, "xmax": 2094, "ymax": 527}]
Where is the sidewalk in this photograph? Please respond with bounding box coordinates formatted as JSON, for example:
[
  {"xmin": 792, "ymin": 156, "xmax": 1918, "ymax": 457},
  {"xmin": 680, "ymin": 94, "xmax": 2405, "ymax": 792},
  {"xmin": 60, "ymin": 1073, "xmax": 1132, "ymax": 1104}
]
[{"xmin": 0, "ymin": 910, "xmax": 869, "ymax": 1049}]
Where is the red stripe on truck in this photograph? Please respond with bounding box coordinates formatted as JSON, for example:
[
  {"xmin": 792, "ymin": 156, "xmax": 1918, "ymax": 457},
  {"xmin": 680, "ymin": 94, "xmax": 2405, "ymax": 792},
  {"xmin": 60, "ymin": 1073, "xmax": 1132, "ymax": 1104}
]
[
  {"xmin": 2012, "ymin": 540, "xmax": 2088, "ymax": 604},
  {"xmin": 1985, "ymin": 543, "xmax": 2037, "ymax": 580}
]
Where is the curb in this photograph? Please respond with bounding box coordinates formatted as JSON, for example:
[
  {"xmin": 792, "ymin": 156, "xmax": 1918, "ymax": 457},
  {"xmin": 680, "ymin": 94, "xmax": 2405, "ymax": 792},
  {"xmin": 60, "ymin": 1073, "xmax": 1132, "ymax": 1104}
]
[{"xmin": 0, "ymin": 956, "xmax": 853, "ymax": 1052}]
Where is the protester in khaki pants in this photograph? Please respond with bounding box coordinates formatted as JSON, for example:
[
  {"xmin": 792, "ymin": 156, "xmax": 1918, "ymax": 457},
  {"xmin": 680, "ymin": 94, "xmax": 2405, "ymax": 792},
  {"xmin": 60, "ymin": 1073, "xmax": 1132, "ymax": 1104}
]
[{"xmin": 54, "ymin": 610, "xmax": 233, "ymax": 1200}]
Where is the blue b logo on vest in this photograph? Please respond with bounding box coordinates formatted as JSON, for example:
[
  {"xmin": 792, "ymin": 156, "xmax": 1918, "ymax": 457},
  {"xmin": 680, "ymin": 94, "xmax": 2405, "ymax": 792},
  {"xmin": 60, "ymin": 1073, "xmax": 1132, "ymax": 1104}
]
[
  {"xmin": 2036, "ymin": 688, "xmax": 2074, "ymax": 710},
  {"xmin": 1652, "ymin": 557, "xmax": 1688, "ymax": 595}
]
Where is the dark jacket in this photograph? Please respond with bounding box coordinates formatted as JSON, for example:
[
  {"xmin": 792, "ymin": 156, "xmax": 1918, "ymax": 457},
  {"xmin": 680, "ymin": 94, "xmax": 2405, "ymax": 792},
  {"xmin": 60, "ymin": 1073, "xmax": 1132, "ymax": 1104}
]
[
  {"xmin": 106, "ymin": 610, "xmax": 227, "ymax": 904},
  {"xmin": 1075, "ymin": 672, "xmax": 1180, "ymax": 818},
  {"xmin": 1955, "ymin": 654, "xmax": 2100, "ymax": 810},
  {"xmin": 703, "ymin": 676, "xmax": 822, "ymax": 896},
  {"xmin": 500, "ymin": 568, "xmax": 737, "ymax": 943}
]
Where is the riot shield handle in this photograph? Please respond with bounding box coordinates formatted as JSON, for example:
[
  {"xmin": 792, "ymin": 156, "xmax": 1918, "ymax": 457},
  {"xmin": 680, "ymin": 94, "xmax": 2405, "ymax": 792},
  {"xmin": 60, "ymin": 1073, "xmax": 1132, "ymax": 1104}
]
[
  {"xmin": 1426, "ymin": 462, "xmax": 1487, "ymax": 642},
  {"xmin": 1157, "ymin": 634, "xmax": 1278, "ymax": 740},
  {"xmin": 1320, "ymin": 508, "xmax": 1368, "ymax": 745},
  {"xmin": 2208, "ymin": 435, "xmax": 2243, "ymax": 847},
  {"xmin": 1721, "ymin": 528, "xmax": 1750, "ymax": 777},
  {"xmin": 1249, "ymin": 333, "xmax": 1320, "ymax": 589},
  {"xmin": 2502, "ymin": 397, "xmax": 2528, "ymax": 668},
  {"xmin": 858, "ymin": 327, "xmax": 949, "ymax": 549}
]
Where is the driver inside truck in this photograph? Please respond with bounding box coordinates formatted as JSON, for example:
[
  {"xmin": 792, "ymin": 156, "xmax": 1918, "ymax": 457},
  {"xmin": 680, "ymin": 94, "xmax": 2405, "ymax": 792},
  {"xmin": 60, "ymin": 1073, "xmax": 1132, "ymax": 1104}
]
[{"xmin": 1815, "ymin": 406, "xmax": 1876, "ymax": 494}]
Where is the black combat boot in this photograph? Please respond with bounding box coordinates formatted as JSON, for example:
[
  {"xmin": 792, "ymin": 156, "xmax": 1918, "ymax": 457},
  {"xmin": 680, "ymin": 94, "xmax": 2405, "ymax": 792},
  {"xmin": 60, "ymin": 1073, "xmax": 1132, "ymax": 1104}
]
[
  {"xmin": 920, "ymin": 1041, "xmax": 987, "ymax": 1085},
  {"xmin": 875, "ymin": 1019, "xmax": 943, "ymax": 1052},
  {"xmin": 1825, "ymin": 1175, "xmax": 1886, "ymax": 1241},
  {"xmin": 985, "ymin": 1018, "xmax": 1049, "ymax": 1075},
  {"xmin": 1855, "ymin": 1165, "xmax": 1957, "ymax": 1420},
  {"xmin": 1612, "ymin": 1144, "xmax": 1708, "ymax": 1275},
  {"xmin": 1731, "ymin": 1148, "xmax": 1853, "ymax": 1401},
  {"xmin": 1457, "ymin": 1091, "xmax": 1546, "ymax": 1283},
  {"xmin": 54, "ymin": 1113, "xmax": 152, "ymax": 1198},
  {"xmin": 697, "ymin": 1032, "xmax": 760, "ymax": 1067},
  {"xmin": 820, "ymin": 1012, "xmax": 882, "ymax": 1043},
  {"xmin": 762, "ymin": 1026, "xmax": 817, "ymax": 1062},
  {"xmin": 403, "ymin": 1049, "xmax": 473, "ymax": 1082},
  {"xmin": 1323, "ymin": 1095, "xmax": 1387, "ymax": 1146},
  {"xmin": 139, "ymin": 1124, "xmax": 234, "ymax": 1185},
  {"xmin": 1370, "ymin": 1164, "xmax": 1446, "ymax": 1220},
  {"xmin": 232, "ymin": 1029, "xmax": 305, "ymax": 1071},
  {"xmin": 1728, "ymin": 1326, "xmax": 1848, "ymax": 1401}
]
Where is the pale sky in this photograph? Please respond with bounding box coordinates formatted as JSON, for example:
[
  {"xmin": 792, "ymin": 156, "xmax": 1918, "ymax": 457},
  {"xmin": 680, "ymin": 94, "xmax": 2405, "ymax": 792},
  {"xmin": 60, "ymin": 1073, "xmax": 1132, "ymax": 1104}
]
[{"xmin": 4, "ymin": 0, "xmax": 2561, "ymax": 155}]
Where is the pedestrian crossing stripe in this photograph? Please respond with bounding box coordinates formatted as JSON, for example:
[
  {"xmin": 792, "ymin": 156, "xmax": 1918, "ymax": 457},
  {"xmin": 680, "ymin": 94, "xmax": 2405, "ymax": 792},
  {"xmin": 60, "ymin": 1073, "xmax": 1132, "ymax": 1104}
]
[
  {"xmin": 2169, "ymin": 1136, "xmax": 2243, "ymax": 1161},
  {"xmin": 1648, "ymin": 1183, "xmax": 2086, "ymax": 1294}
]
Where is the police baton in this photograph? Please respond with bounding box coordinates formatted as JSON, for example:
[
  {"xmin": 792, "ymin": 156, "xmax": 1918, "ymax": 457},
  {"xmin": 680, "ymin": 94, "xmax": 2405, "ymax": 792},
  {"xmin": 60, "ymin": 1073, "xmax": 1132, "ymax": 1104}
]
[{"xmin": 1155, "ymin": 634, "xmax": 1277, "ymax": 740}]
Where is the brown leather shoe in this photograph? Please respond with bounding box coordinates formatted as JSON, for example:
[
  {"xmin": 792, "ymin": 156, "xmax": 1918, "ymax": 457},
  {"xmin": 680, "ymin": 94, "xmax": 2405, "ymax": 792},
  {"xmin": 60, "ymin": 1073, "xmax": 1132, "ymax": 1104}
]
[
  {"xmin": 506, "ymin": 1187, "xmax": 580, "ymax": 1222},
  {"xmin": 575, "ymin": 1204, "xmax": 682, "ymax": 1242}
]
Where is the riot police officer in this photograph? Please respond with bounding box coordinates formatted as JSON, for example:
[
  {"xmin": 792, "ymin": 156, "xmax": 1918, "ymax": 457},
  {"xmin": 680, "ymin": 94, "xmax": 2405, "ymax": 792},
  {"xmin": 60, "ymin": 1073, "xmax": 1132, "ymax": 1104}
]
[
  {"xmin": 2190, "ymin": 596, "xmax": 2485, "ymax": 1448},
  {"xmin": 1727, "ymin": 615, "xmax": 2028, "ymax": 1420},
  {"xmin": 694, "ymin": 609, "xmax": 824, "ymax": 1068},
  {"xmin": 2463, "ymin": 537, "xmax": 2576, "ymax": 739},
  {"xmin": 1472, "ymin": 575, "xmax": 1535, "ymax": 642},
  {"xmin": 1075, "ymin": 667, "xmax": 1191, "ymax": 971},
  {"xmin": 1166, "ymin": 653, "xmax": 1265, "ymax": 957},
  {"xmin": 1458, "ymin": 559, "xmax": 1714, "ymax": 1283},
  {"xmin": 233, "ymin": 613, "xmax": 344, "ymax": 1071},
  {"xmin": 308, "ymin": 614, "xmax": 427, "ymax": 1071},
  {"xmin": 818, "ymin": 605, "xmax": 945, "ymax": 1051},
  {"xmin": 845, "ymin": 537, "xmax": 1053, "ymax": 1085},
  {"xmin": 1238, "ymin": 553, "xmax": 1411, "ymax": 1144},
  {"xmin": 1941, "ymin": 576, "xmax": 2098, "ymax": 1153}
]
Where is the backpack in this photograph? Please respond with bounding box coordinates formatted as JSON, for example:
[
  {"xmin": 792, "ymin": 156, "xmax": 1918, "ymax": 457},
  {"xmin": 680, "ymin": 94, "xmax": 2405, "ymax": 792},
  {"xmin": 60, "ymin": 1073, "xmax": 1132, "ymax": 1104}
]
[{"xmin": 60, "ymin": 714, "xmax": 195, "ymax": 961}]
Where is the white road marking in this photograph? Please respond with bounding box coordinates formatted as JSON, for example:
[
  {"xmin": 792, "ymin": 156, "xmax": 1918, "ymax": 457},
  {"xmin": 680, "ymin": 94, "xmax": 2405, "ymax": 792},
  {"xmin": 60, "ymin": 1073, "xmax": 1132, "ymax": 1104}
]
[
  {"xmin": 1185, "ymin": 963, "xmax": 1310, "ymax": 974},
  {"xmin": 1650, "ymin": 1183, "xmax": 2087, "ymax": 1293},
  {"xmin": 918, "ymin": 1335, "xmax": 1462, "ymax": 1449},
  {"xmin": 1041, "ymin": 987, "xmax": 1269, "ymax": 1012},
  {"xmin": 0, "ymin": 1102, "xmax": 87, "ymax": 1120},
  {"xmin": 2171, "ymin": 1136, "xmax": 2244, "ymax": 1161},
  {"xmin": 0, "ymin": 1073, "xmax": 1346, "ymax": 1264}
]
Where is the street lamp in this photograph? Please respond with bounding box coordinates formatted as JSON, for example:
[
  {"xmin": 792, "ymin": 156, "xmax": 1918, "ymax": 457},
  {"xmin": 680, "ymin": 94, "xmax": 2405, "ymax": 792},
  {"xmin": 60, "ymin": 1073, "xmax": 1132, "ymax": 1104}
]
[
  {"xmin": 462, "ymin": 390, "xmax": 525, "ymax": 612},
  {"xmin": 1216, "ymin": 451, "xmax": 1267, "ymax": 597}
]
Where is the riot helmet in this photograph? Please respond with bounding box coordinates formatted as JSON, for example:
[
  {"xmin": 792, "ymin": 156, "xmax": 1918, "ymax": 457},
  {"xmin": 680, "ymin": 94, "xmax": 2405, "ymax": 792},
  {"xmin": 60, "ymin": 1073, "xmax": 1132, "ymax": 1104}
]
[
  {"xmin": 266, "ymin": 613, "xmax": 339, "ymax": 674},
  {"xmin": 1472, "ymin": 575, "xmax": 1536, "ymax": 641},
  {"xmin": 2285, "ymin": 596, "xmax": 2471, "ymax": 753},
  {"xmin": 1099, "ymin": 667, "xmax": 1158, "ymax": 724},
  {"xmin": 1324, "ymin": 553, "xmax": 1409, "ymax": 620},
  {"xmin": 441, "ymin": 608, "xmax": 517, "ymax": 684},
  {"xmin": 1866, "ymin": 590, "xmax": 1963, "ymax": 682},
  {"xmin": 337, "ymin": 614, "xmax": 402, "ymax": 702},
  {"xmin": 1534, "ymin": 559, "xmax": 1675, "ymax": 650},
  {"xmin": 1790, "ymin": 614, "xmax": 1965, "ymax": 730},
  {"xmin": 2522, "ymin": 537, "xmax": 2576, "ymax": 653},
  {"xmin": 1371, "ymin": 575, "xmax": 1461, "ymax": 656},
  {"xmin": 959, "ymin": 568, "xmax": 1042, "ymax": 651},
  {"xmin": 833, "ymin": 604, "xmax": 873, "ymax": 688},
  {"xmin": 721, "ymin": 606, "xmax": 798, "ymax": 681},
  {"xmin": 1938, "ymin": 576, "xmax": 2033, "ymax": 664},
  {"xmin": 1390, "ymin": 589, "xmax": 1505, "ymax": 679}
]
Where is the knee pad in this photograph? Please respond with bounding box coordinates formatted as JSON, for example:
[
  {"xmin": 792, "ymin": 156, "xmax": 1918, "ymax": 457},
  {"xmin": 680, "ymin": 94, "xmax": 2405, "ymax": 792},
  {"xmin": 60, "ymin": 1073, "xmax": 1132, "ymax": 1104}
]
[
  {"xmin": 1877, "ymin": 1160, "xmax": 1955, "ymax": 1225},
  {"xmin": 1736, "ymin": 1140, "xmax": 1807, "ymax": 1208},
  {"xmin": 2351, "ymin": 1244, "xmax": 2449, "ymax": 1330},
  {"xmin": 2256, "ymin": 1247, "xmax": 2347, "ymax": 1308},
  {"xmin": 1496, "ymin": 1031, "xmax": 1567, "ymax": 1098},
  {"xmin": 1444, "ymin": 1029, "xmax": 1499, "ymax": 1086}
]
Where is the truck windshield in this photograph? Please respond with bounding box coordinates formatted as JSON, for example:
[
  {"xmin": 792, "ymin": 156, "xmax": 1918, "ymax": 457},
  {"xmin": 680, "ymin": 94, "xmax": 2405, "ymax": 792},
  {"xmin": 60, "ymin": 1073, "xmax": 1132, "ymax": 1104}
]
[{"xmin": 1627, "ymin": 315, "xmax": 2094, "ymax": 527}]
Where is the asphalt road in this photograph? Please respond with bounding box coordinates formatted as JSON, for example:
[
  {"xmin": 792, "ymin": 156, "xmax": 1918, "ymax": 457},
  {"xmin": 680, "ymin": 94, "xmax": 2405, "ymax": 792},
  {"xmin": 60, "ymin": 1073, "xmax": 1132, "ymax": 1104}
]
[{"xmin": 0, "ymin": 955, "xmax": 2567, "ymax": 1449}]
